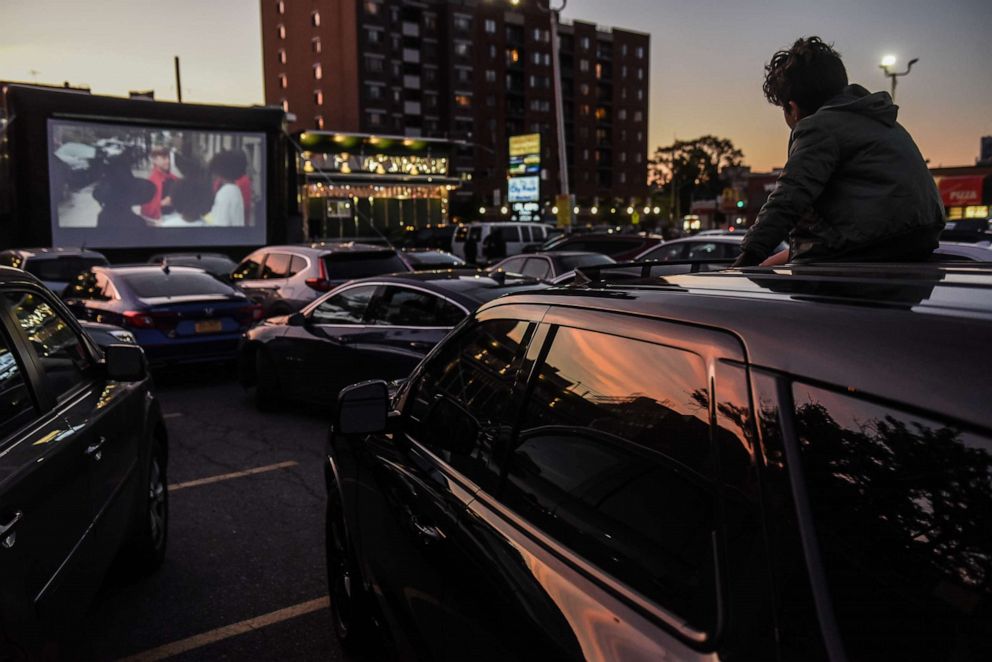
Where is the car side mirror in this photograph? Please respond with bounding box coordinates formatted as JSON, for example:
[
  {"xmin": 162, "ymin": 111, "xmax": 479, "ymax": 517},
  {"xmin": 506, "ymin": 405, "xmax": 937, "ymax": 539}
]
[
  {"xmin": 287, "ymin": 312, "xmax": 306, "ymax": 326},
  {"xmin": 337, "ymin": 380, "xmax": 389, "ymax": 435},
  {"xmin": 105, "ymin": 344, "xmax": 147, "ymax": 382}
]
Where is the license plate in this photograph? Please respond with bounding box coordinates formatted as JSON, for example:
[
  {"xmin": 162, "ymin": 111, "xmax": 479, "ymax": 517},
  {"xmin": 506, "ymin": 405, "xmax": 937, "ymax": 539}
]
[{"xmin": 194, "ymin": 319, "xmax": 223, "ymax": 334}]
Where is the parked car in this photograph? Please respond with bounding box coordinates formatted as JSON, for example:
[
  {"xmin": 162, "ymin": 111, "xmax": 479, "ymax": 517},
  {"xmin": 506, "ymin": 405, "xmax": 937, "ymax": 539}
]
[
  {"xmin": 541, "ymin": 231, "xmax": 663, "ymax": 260},
  {"xmin": 148, "ymin": 253, "xmax": 238, "ymax": 282},
  {"xmin": 325, "ymin": 261, "xmax": 992, "ymax": 660},
  {"xmin": 231, "ymin": 243, "xmax": 411, "ymax": 317},
  {"xmin": 934, "ymin": 241, "xmax": 992, "ymax": 261},
  {"xmin": 451, "ymin": 222, "xmax": 553, "ymax": 262},
  {"xmin": 0, "ymin": 268, "xmax": 167, "ymax": 656},
  {"xmin": 399, "ymin": 249, "xmax": 466, "ymax": 271},
  {"xmin": 488, "ymin": 251, "xmax": 615, "ymax": 281},
  {"xmin": 940, "ymin": 217, "xmax": 992, "ymax": 243},
  {"xmin": 0, "ymin": 247, "xmax": 109, "ymax": 294},
  {"xmin": 79, "ymin": 320, "xmax": 137, "ymax": 348},
  {"xmin": 636, "ymin": 234, "xmax": 788, "ymax": 262},
  {"xmin": 401, "ymin": 225, "xmax": 456, "ymax": 250},
  {"xmin": 239, "ymin": 270, "xmax": 546, "ymax": 410},
  {"xmin": 63, "ymin": 265, "xmax": 261, "ymax": 366}
]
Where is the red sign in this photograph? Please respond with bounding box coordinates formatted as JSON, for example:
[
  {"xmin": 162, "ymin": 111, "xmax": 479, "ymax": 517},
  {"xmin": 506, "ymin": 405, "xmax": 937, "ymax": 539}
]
[{"xmin": 938, "ymin": 175, "xmax": 985, "ymax": 207}]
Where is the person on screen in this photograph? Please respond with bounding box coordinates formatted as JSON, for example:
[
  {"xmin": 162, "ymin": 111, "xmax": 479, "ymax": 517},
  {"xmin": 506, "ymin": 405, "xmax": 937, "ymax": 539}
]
[
  {"xmin": 208, "ymin": 151, "xmax": 246, "ymax": 227},
  {"xmin": 141, "ymin": 146, "xmax": 178, "ymax": 220},
  {"xmin": 93, "ymin": 159, "xmax": 156, "ymax": 232},
  {"xmin": 160, "ymin": 176, "xmax": 214, "ymax": 227}
]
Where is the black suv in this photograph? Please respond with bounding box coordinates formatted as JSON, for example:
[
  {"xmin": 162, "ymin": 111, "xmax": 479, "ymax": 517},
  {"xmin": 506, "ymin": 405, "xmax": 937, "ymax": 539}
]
[
  {"xmin": 326, "ymin": 262, "xmax": 992, "ymax": 660},
  {"xmin": 0, "ymin": 268, "xmax": 167, "ymax": 656}
]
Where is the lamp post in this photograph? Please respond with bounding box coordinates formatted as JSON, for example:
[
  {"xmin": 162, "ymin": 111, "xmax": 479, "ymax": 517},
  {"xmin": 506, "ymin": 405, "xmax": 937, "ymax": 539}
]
[{"xmin": 879, "ymin": 54, "xmax": 918, "ymax": 102}]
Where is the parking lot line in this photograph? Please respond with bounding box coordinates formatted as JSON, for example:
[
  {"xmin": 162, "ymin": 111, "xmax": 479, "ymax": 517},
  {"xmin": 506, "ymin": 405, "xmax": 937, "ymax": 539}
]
[
  {"xmin": 168, "ymin": 460, "xmax": 299, "ymax": 492},
  {"xmin": 118, "ymin": 596, "xmax": 330, "ymax": 662}
]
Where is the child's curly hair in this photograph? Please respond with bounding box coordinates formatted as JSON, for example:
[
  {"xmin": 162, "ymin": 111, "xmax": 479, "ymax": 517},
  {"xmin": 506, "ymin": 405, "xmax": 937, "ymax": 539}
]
[{"xmin": 763, "ymin": 36, "xmax": 848, "ymax": 115}]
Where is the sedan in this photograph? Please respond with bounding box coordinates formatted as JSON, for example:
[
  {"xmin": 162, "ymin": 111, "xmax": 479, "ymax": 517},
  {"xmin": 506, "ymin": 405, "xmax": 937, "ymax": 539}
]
[
  {"xmin": 489, "ymin": 251, "xmax": 615, "ymax": 281},
  {"xmin": 239, "ymin": 270, "xmax": 546, "ymax": 410},
  {"xmin": 148, "ymin": 253, "xmax": 238, "ymax": 282},
  {"xmin": 63, "ymin": 265, "xmax": 262, "ymax": 366}
]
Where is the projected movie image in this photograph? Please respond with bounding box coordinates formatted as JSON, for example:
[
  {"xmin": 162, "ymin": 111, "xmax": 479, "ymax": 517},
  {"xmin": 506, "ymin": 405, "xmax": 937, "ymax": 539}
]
[{"xmin": 48, "ymin": 120, "xmax": 267, "ymax": 248}]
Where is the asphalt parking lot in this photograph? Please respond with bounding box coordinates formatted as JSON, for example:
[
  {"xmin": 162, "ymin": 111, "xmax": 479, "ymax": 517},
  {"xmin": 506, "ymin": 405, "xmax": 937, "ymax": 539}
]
[{"xmin": 72, "ymin": 365, "xmax": 354, "ymax": 661}]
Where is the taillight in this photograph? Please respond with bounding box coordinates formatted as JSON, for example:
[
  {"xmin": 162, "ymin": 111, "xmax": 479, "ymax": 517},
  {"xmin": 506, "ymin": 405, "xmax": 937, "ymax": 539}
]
[
  {"xmin": 123, "ymin": 310, "xmax": 178, "ymax": 331},
  {"xmin": 123, "ymin": 311, "xmax": 155, "ymax": 329},
  {"xmin": 235, "ymin": 304, "xmax": 264, "ymax": 325},
  {"xmin": 306, "ymin": 259, "xmax": 332, "ymax": 292}
]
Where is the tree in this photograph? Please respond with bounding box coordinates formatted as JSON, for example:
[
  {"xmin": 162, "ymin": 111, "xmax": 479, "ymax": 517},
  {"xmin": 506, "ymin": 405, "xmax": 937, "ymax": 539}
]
[{"xmin": 648, "ymin": 136, "xmax": 745, "ymax": 219}]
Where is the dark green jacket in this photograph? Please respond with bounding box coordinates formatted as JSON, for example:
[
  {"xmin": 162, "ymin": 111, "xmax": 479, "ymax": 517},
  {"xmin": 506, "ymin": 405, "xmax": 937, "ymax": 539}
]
[{"xmin": 738, "ymin": 85, "xmax": 944, "ymax": 265}]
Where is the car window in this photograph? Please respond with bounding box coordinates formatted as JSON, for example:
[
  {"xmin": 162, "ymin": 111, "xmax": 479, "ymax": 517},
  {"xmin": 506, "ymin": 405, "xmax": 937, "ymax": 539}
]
[
  {"xmin": 6, "ymin": 292, "xmax": 93, "ymax": 400},
  {"xmin": 24, "ymin": 256, "xmax": 107, "ymax": 282},
  {"xmin": 519, "ymin": 226, "xmax": 532, "ymax": 242},
  {"xmin": 0, "ymin": 253, "xmax": 17, "ymax": 268},
  {"xmin": 498, "ymin": 257, "xmax": 526, "ymax": 274},
  {"xmin": 686, "ymin": 242, "xmax": 723, "ymax": 260},
  {"xmin": 502, "ymin": 325, "xmax": 718, "ymax": 633},
  {"xmin": 64, "ymin": 270, "xmax": 109, "ymax": 301},
  {"xmin": 502, "ymin": 226, "xmax": 521, "ymax": 242},
  {"xmin": 406, "ymin": 319, "xmax": 534, "ymax": 491},
  {"xmin": 468, "ymin": 227, "xmax": 482, "ymax": 241},
  {"xmin": 367, "ymin": 286, "xmax": 465, "ymax": 327},
  {"xmin": 645, "ymin": 243, "xmax": 688, "ymax": 261},
  {"xmin": 290, "ymin": 255, "xmax": 308, "ymax": 275},
  {"xmin": 793, "ymin": 383, "xmax": 992, "ymax": 661},
  {"xmin": 0, "ymin": 326, "xmax": 37, "ymax": 438},
  {"xmin": 521, "ymin": 258, "xmax": 551, "ymax": 279},
  {"xmin": 556, "ymin": 254, "xmax": 615, "ymax": 271},
  {"xmin": 118, "ymin": 271, "xmax": 235, "ymax": 298},
  {"xmin": 310, "ymin": 284, "xmax": 376, "ymax": 325},
  {"xmin": 232, "ymin": 253, "xmax": 263, "ymax": 281},
  {"xmin": 262, "ymin": 252, "xmax": 292, "ymax": 279}
]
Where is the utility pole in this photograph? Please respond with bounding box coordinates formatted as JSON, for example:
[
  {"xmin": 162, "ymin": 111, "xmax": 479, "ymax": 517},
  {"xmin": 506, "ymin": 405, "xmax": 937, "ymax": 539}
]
[
  {"xmin": 174, "ymin": 56, "xmax": 183, "ymax": 103},
  {"xmin": 879, "ymin": 55, "xmax": 918, "ymax": 102}
]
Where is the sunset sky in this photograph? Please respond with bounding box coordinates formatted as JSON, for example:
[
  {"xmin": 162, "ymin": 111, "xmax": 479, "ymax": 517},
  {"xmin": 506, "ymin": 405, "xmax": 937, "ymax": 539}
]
[{"xmin": 2, "ymin": 0, "xmax": 989, "ymax": 171}]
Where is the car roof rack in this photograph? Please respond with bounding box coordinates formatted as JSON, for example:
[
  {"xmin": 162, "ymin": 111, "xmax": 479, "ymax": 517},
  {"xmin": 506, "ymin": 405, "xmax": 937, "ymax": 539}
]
[{"xmin": 573, "ymin": 258, "xmax": 736, "ymax": 286}]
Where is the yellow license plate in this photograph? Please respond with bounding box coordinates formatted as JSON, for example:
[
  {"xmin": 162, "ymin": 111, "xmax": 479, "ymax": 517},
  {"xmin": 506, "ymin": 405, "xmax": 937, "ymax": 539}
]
[{"xmin": 194, "ymin": 319, "xmax": 223, "ymax": 334}]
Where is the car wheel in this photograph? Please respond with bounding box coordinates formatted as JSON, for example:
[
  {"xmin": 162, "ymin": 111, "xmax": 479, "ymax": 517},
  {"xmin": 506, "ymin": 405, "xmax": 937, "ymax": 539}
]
[
  {"xmin": 122, "ymin": 433, "xmax": 168, "ymax": 574},
  {"xmin": 254, "ymin": 349, "xmax": 281, "ymax": 412},
  {"xmin": 326, "ymin": 487, "xmax": 374, "ymax": 652}
]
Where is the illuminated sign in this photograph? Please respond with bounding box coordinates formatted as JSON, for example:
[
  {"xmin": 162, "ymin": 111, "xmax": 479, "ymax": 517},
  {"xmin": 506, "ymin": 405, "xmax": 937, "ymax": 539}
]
[
  {"xmin": 508, "ymin": 133, "xmax": 541, "ymax": 176},
  {"xmin": 305, "ymin": 152, "xmax": 449, "ymax": 177},
  {"xmin": 508, "ymin": 176, "xmax": 540, "ymax": 202}
]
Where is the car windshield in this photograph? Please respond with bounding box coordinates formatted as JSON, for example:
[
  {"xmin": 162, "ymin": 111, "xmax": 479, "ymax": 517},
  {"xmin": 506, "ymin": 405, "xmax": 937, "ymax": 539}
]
[
  {"xmin": 25, "ymin": 256, "xmax": 107, "ymax": 282},
  {"xmin": 322, "ymin": 252, "xmax": 408, "ymax": 279},
  {"xmin": 119, "ymin": 271, "xmax": 236, "ymax": 298},
  {"xmin": 557, "ymin": 254, "xmax": 616, "ymax": 270}
]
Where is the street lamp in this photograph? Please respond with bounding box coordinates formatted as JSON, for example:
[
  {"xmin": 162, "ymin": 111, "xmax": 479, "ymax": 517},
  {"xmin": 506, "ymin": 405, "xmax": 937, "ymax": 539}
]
[{"xmin": 879, "ymin": 55, "xmax": 918, "ymax": 101}]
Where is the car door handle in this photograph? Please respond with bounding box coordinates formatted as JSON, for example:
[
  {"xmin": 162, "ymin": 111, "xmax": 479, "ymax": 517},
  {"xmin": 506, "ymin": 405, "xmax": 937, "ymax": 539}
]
[
  {"xmin": 85, "ymin": 436, "xmax": 107, "ymax": 461},
  {"xmin": 0, "ymin": 510, "xmax": 23, "ymax": 549},
  {"xmin": 410, "ymin": 515, "xmax": 445, "ymax": 543}
]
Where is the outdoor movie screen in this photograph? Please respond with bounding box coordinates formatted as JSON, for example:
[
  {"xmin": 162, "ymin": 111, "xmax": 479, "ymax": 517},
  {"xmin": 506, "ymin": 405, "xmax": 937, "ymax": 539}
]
[{"xmin": 47, "ymin": 119, "xmax": 267, "ymax": 248}]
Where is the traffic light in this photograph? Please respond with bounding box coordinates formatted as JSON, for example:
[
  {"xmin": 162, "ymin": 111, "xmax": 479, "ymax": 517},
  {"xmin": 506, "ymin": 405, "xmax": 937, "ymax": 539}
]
[{"xmin": 736, "ymin": 199, "xmax": 745, "ymax": 208}]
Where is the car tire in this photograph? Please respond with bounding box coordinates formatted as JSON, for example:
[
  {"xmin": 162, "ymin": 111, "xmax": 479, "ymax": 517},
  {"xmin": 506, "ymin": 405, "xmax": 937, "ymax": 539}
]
[
  {"xmin": 254, "ymin": 349, "xmax": 281, "ymax": 412},
  {"xmin": 326, "ymin": 486, "xmax": 374, "ymax": 653},
  {"xmin": 122, "ymin": 433, "xmax": 168, "ymax": 574}
]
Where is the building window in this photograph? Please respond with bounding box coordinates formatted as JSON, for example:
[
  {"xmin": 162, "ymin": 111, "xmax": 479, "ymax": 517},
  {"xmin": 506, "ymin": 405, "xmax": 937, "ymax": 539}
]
[
  {"xmin": 277, "ymin": 48, "xmax": 286, "ymax": 65},
  {"xmin": 368, "ymin": 112, "xmax": 383, "ymax": 127},
  {"xmin": 506, "ymin": 48, "xmax": 520, "ymax": 64},
  {"xmin": 580, "ymin": 36, "xmax": 590, "ymax": 50},
  {"xmin": 637, "ymin": 68, "xmax": 644, "ymax": 80},
  {"xmin": 281, "ymin": 99, "xmax": 289, "ymax": 113},
  {"xmin": 595, "ymin": 63, "xmax": 603, "ymax": 78},
  {"xmin": 368, "ymin": 29, "xmax": 381, "ymax": 44},
  {"xmin": 311, "ymin": 10, "xmax": 320, "ymax": 27},
  {"xmin": 455, "ymin": 42, "xmax": 471, "ymax": 58},
  {"xmin": 367, "ymin": 84, "xmax": 382, "ymax": 100},
  {"xmin": 635, "ymin": 153, "xmax": 642, "ymax": 164},
  {"xmin": 619, "ymin": 172, "xmax": 626, "ymax": 183},
  {"xmin": 634, "ymin": 110, "xmax": 643, "ymax": 122},
  {"xmin": 637, "ymin": 89, "xmax": 644, "ymax": 101},
  {"xmin": 485, "ymin": 19, "xmax": 496, "ymax": 34},
  {"xmin": 277, "ymin": 24, "xmax": 286, "ymax": 39},
  {"xmin": 315, "ymin": 115, "xmax": 324, "ymax": 129},
  {"xmin": 276, "ymin": 0, "xmax": 284, "ymax": 14},
  {"xmin": 365, "ymin": 56, "xmax": 384, "ymax": 73},
  {"xmin": 636, "ymin": 46, "xmax": 645, "ymax": 58},
  {"xmin": 621, "ymin": 44, "xmax": 627, "ymax": 56},
  {"xmin": 312, "ymin": 37, "xmax": 321, "ymax": 54},
  {"xmin": 455, "ymin": 94, "xmax": 472, "ymax": 108},
  {"xmin": 619, "ymin": 152, "xmax": 627, "ymax": 163},
  {"xmin": 364, "ymin": 0, "xmax": 380, "ymax": 16},
  {"xmin": 485, "ymin": 69, "xmax": 496, "ymax": 83},
  {"xmin": 489, "ymin": 44, "xmax": 497, "ymax": 59},
  {"xmin": 314, "ymin": 90, "xmax": 323, "ymax": 105},
  {"xmin": 621, "ymin": 65, "xmax": 627, "ymax": 77},
  {"xmin": 617, "ymin": 109, "xmax": 627, "ymax": 120},
  {"xmin": 424, "ymin": 13, "xmax": 438, "ymax": 31},
  {"xmin": 278, "ymin": 73, "xmax": 287, "ymax": 89},
  {"xmin": 579, "ymin": 59, "xmax": 589, "ymax": 72},
  {"xmin": 453, "ymin": 15, "xmax": 471, "ymax": 31},
  {"xmin": 580, "ymin": 104, "xmax": 591, "ymax": 115},
  {"xmin": 595, "ymin": 107, "xmax": 608, "ymax": 121},
  {"xmin": 313, "ymin": 63, "xmax": 323, "ymax": 80}
]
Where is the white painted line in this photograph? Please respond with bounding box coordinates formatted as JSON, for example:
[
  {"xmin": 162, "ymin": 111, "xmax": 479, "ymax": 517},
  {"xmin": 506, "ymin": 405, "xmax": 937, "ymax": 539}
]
[
  {"xmin": 162, "ymin": 413, "xmax": 183, "ymax": 419},
  {"xmin": 168, "ymin": 461, "xmax": 299, "ymax": 492},
  {"xmin": 118, "ymin": 596, "xmax": 330, "ymax": 662}
]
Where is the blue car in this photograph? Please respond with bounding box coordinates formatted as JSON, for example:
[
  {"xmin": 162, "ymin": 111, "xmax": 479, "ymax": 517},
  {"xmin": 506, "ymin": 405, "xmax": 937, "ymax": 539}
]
[{"xmin": 64, "ymin": 265, "xmax": 262, "ymax": 365}]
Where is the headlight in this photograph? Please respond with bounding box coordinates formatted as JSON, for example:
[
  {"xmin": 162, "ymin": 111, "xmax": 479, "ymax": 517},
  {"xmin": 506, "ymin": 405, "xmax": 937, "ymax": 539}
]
[{"xmin": 109, "ymin": 330, "xmax": 137, "ymax": 344}]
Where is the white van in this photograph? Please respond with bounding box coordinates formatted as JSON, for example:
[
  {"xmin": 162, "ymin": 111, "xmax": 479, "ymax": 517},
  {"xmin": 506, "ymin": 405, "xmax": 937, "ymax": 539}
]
[{"xmin": 451, "ymin": 222, "xmax": 551, "ymax": 263}]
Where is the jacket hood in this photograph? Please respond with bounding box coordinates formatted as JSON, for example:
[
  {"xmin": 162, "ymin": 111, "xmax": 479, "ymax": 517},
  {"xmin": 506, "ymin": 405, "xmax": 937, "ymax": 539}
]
[{"xmin": 819, "ymin": 84, "xmax": 898, "ymax": 126}]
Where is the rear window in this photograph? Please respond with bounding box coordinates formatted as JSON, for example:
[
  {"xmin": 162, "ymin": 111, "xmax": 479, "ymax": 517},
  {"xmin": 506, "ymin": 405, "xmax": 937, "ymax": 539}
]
[
  {"xmin": 322, "ymin": 252, "xmax": 408, "ymax": 280},
  {"xmin": 119, "ymin": 271, "xmax": 236, "ymax": 298},
  {"xmin": 454, "ymin": 226, "xmax": 469, "ymax": 242},
  {"xmin": 159, "ymin": 256, "xmax": 236, "ymax": 274},
  {"xmin": 556, "ymin": 254, "xmax": 615, "ymax": 270},
  {"xmin": 25, "ymin": 256, "xmax": 108, "ymax": 282},
  {"xmin": 407, "ymin": 252, "xmax": 464, "ymax": 267}
]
